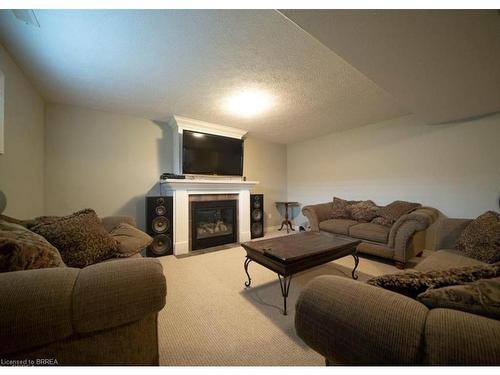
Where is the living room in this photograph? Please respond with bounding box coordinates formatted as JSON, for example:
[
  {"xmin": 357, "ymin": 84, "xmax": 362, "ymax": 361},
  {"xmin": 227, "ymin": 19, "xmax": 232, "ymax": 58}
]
[{"xmin": 0, "ymin": 1, "xmax": 499, "ymax": 370}]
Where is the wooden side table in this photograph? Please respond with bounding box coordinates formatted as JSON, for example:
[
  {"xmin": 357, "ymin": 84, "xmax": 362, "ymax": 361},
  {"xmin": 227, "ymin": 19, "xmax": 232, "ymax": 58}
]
[{"xmin": 275, "ymin": 201, "xmax": 300, "ymax": 234}]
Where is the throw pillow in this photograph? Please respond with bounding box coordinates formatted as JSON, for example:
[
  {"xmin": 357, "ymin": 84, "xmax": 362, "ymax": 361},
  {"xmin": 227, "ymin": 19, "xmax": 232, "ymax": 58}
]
[
  {"xmin": 367, "ymin": 263, "xmax": 500, "ymax": 298},
  {"xmin": 347, "ymin": 200, "xmax": 378, "ymax": 222},
  {"xmin": 372, "ymin": 200, "xmax": 421, "ymax": 227},
  {"xmin": 30, "ymin": 209, "xmax": 119, "ymax": 268},
  {"xmin": 110, "ymin": 223, "xmax": 153, "ymax": 258},
  {"xmin": 417, "ymin": 277, "xmax": 500, "ymax": 320},
  {"xmin": 0, "ymin": 214, "xmax": 35, "ymax": 228},
  {"xmin": 331, "ymin": 197, "xmax": 361, "ymax": 219},
  {"xmin": 0, "ymin": 220, "xmax": 66, "ymax": 272},
  {"xmin": 455, "ymin": 211, "xmax": 500, "ymax": 264}
]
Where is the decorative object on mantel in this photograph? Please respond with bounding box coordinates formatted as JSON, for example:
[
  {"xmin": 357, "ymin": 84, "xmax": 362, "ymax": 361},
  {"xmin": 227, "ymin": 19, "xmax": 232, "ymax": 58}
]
[{"xmin": 276, "ymin": 201, "xmax": 300, "ymax": 234}]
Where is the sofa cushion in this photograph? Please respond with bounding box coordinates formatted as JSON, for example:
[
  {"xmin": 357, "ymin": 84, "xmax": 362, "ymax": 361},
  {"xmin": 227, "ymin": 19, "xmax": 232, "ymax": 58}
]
[
  {"xmin": 372, "ymin": 200, "xmax": 422, "ymax": 227},
  {"xmin": 331, "ymin": 197, "xmax": 360, "ymax": 219},
  {"xmin": 0, "ymin": 220, "xmax": 66, "ymax": 272},
  {"xmin": 347, "ymin": 200, "xmax": 378, "ymax": 222},
  {"xmin": 456, "ymin": 211, "xmax": 500, "ymax": 264},
  {"xmin": 415, "ymin": 249, "xmax": 485, "ymax": 272},
  {"xmin": 30, "ymin": 209, "xmax": 119, "ymax": 268},
  {"xmin": 319, "ymin": 219, "xmax": 358, "ymax": 235},
  {"xmin": 367, "ymin": 263, "xmax": 500, "ymax": 298},
  {"xmin": 349, "ymin": 223, "xmax": 390, "ymax": 243},
  {"xmin": 110, "ymin": 223, "xmax": 153, "ymax": 258},
  {"xmin": 417, "ymin": 277, "xmax": 500, "ymax": 320}
]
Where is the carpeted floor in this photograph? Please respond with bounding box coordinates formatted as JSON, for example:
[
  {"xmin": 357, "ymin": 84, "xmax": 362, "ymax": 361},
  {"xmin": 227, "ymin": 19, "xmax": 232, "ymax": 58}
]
[{"xmin": 156, "ymin": 232, "xmax": 407, "ymax": 366}]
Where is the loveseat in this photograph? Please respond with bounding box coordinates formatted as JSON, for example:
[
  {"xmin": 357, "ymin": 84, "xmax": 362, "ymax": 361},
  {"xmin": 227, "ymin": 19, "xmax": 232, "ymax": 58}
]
[
  {"xmin": 302, "ymin": 200, "xmax": 439, "ymax": 268},
  {"xmin": 0, "ymin": 216, "xmax": 167, "ymax": 365},
  {"xmin": 294, "ymin": 217, "xmax": 500, "ymax": 365}
]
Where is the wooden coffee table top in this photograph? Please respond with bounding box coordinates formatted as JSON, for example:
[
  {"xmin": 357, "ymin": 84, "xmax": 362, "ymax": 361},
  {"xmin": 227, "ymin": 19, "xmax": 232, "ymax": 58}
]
[{"xmin": 242, "ymin": 232, "xmax": 360, "ymax": 263}]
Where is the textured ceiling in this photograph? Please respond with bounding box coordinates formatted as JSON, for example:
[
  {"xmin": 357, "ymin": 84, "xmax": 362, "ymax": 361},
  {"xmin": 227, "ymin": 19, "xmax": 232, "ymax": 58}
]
[
  {"xmin": 0, "ymin": 9, "xmax": 408, "ymax": 144},
  {"xmin": 281, "ymin": 10, "xmax": 500, "ymax": 124}
]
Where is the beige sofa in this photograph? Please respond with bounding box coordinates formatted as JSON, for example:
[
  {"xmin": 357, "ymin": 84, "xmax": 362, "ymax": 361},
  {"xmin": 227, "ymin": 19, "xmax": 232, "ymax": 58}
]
[
  {"xmin": 294, "ymin": 218, "xmax": 500, "ymax": 365},
  {"xmin": 302, "ymin": 202, "xmax": 439, "ymax": 268},
  {"xmin": 0, "ymin": 216, "xmax": 167, "ymax": 365}
]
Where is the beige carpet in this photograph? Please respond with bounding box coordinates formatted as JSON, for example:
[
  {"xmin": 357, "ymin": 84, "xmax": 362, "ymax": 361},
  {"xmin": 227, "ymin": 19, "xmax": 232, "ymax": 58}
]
[{"xmin": 156, "ymin": 233, "xmax": 403, "ymax": 366}]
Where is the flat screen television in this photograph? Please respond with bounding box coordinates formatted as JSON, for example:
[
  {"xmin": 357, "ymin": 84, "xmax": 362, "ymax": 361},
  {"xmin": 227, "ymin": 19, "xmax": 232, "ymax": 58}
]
[{"xmin": 182, "ymin": 130, "xmax": 244, "ymax": 176}]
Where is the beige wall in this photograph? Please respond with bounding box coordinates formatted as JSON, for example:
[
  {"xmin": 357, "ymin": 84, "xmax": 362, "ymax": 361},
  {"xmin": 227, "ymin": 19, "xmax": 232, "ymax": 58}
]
[
  {"xmin": 44, "ymin": 103, "xmax": 172, "ymax": 230},
  {"xmin": 45, "ymin": 103, "xmax": 288, "ymax": 230},
  {"xmin": 0, "ymin": 44, "xmax": 45, "ymax": 218},
  {"xmin": 243, "ymin": 136, "xmax": 287, "ymax": 228},
  {"xmin": 287, "ymin": 113, "xmax": 500, "ymax": 242}
]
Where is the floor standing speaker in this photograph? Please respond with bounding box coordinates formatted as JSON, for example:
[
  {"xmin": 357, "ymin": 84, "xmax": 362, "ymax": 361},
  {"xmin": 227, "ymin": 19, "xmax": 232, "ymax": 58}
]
[
  {"xmin": 250, "ymin": 194, "xmax": 264, "ymax": 239},
  {"xmin": 146, "ymin": 196, "xmax": 174, "ymax": 257}
]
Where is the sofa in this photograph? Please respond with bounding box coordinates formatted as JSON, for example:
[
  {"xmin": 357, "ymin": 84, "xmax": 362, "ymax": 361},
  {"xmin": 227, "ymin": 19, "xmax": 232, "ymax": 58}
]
[
  {"xmin": 302, "ymin": 201, "xmax": 439, "ymax": 268},
  {"xmin": 0, "ymin": 216, "xmax": 167, "ymax": 365},
  {"xmin": 294, "ymin": 217, "xmax": 500, "ymax": 365}
]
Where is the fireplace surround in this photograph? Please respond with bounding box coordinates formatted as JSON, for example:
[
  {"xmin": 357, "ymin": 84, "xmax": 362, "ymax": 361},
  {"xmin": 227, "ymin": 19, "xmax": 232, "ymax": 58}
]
[{"xmin": 159, "ymin": 179, "xmax": 259, "ymax": 255}]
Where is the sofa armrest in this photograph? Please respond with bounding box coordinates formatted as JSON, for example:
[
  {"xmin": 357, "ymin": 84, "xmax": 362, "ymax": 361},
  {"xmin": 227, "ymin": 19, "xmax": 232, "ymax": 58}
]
[
  {"xmin": 72, "ymin": 258, "xmax": 166, "ymax": 333},
  {"xmin": 295, "ymin": 276, "xmax": 428, "ymax": 364},
  {"xmin": 434, "ymin": 218, "xmax": 471, "ymax": 250},
  {"xmin": 424, "ymin": 308, "xmax": 500, "ymax": 365},
  {"xmin": 302, "ymin": 202, "xmax": 332, "ymax": 231},
  {"xmin": 388, "ymin": 208, "xmax": 438, "ymax": 263},
  {"xmin": 101, "ymin": 215, "xmax": 137, "ymax": 232},
  {"xmin": 0, "ymin": 258, "xmax": 166, "ymax": 356}
]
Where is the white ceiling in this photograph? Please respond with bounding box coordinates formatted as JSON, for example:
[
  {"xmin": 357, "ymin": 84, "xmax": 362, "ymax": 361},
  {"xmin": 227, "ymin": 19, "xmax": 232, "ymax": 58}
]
[
  {"xmin": 1, "ymin": 10, "xmax": 498, "ymax": 144},
  {"xmin": 281, "ymin": 10, "xmax": 500, "ymax": 124},
  {"xmin": 0, "ymin": 9, "xmax": 408, "ymax": 144}
]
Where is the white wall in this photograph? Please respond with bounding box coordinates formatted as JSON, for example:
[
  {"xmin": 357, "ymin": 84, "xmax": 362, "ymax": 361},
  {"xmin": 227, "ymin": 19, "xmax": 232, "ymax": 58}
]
[
  {"xmin": 44, "ymin": 103, "xmax": 172, "ymax": 230},
  {"xmin": 287, "ymin": 113, "xmax": 500, "ymax": 228},
  {"xmin": 0, "ymin": 44, "xmax": 45, "ymax": 218},
  {"xmin": 45, "ymin": 103, "xmax": 288, "ymax": 230},
  {"xmin": 243, "ymin": 136, "xmax": 287, "ymax": 228}
]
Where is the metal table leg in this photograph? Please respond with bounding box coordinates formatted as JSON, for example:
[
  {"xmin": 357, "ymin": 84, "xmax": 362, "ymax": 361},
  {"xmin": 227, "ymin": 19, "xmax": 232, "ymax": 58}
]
[
  {"xmin": 277, "ymin": 274, "xmax": 293, "ymax": 315},
  {"xmin": 351, "ymin": 252, "xmax": 360, "ymax": 280},
  {"xmin": 244, "ymin": 257, "xmax": 252, "ymax": 287}
]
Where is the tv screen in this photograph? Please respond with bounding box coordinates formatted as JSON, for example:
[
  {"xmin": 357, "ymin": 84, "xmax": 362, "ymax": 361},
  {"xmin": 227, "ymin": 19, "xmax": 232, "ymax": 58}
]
[{"xmin": 182, "ymin": 130, "xmax": 244, "ymax": 176}]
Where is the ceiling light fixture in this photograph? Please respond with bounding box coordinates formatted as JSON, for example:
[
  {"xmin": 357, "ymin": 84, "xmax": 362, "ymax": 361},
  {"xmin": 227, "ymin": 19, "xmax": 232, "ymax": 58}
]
[{"xmin": 222, "ymin": 88, "xmax": 274, "ymax": 118}]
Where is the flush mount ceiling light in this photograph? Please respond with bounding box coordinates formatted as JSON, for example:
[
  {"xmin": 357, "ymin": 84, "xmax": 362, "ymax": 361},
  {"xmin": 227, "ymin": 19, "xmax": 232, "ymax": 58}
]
[{"xmin": 222, "ymin": 88, "xmax": 274, "ymax": 118}]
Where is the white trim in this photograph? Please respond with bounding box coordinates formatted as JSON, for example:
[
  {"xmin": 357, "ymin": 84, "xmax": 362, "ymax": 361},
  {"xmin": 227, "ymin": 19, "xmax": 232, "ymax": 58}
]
[
  {"xmin": 161, "ymin": 178, "xmax": 258, "ymax": 191},
  {"xmin": 168, "ymin": 115, "xmax": 247, "ymax": 140}
]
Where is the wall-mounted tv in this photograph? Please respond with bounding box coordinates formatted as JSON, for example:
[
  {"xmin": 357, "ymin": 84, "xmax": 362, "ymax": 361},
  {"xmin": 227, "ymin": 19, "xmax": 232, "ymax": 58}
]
[{"xmin": 182, "ymin": 130, "xmax": 244, "ymax": 176}]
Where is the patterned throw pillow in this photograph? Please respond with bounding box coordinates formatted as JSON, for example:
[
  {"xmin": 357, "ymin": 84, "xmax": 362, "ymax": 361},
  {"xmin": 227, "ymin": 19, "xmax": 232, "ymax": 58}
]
[
  {"xmin": 110, "ymin": 223, "xmax": 153, "ymax": 258},
  {"xmin": 417, "ymin": 277, "xmax": 500, "ymax": 320},
  {"xmin": 372, "ymin": 200, "xmax": 421, "ymax": 227},
  {"xmin": 367, "ymin": 263, "xmax": 500, "ymax": 298},
  {"xmin": 0, "ymin": 220, "xmax": 65, "ymax": 272},
  {"xmin": 347, "ymin": 200, "xmax": 378, "ymax": 222},
  {"xmin": 30, "ymin": 209, "xmax": 119, "ymax": 268},
  {"xmin": 331, "ymin": 197, "xmax": 361, "ymax": 219},
  {"xmin": 456, "ymin": 211, "xmax": 500, "ymax": 264}
]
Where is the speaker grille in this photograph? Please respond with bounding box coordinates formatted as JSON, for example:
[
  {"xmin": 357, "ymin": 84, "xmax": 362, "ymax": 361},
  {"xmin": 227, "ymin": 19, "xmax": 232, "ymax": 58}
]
[
  {"xmin": 251, "ymin": 222, "xmax": 263, "ymax": 237},
  {"xmin": 251, "ymin": 208, "xmax": 262, "ymax": 221},
  {"xmin": 152, "ymin": 216, "xmax": 169, "ymax": 234},
  {"xmin": 146, "ymin": 196, "xmax": 174, "ymax": 257},
  {"xmin": 250, "ymin": 194, "xmax": 264, "ymax": 239},
  {"xmin": 150, "ymin": 234, "xmax": 172, "ymax": 256}
]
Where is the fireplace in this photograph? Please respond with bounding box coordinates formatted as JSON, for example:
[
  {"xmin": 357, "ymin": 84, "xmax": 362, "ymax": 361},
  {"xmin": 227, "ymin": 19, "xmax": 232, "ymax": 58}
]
[{"xmin": 190, "ymin": 199, "xmax": 238, "ymax": 251}]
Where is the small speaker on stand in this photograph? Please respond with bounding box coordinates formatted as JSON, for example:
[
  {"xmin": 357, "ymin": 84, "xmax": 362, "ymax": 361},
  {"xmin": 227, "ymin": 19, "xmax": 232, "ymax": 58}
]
[
  {"xmin": 145, "ymin": 196, "xmax": 173, "ymax": 257},
  {"xmin": 250, "ymin": 194, "xmax": 264, "ymax": 239}
]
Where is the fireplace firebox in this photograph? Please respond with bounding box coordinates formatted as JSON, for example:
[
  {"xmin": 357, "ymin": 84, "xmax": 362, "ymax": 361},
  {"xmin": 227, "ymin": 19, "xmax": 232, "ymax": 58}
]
[{"xmin": 190, "ymin": 199, "xmax": 238, "ymax": 250}]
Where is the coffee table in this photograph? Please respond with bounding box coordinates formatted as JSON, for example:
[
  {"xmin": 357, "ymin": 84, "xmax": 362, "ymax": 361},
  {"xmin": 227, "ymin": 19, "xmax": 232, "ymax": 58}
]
[{"xmin": 241, "ymin": 232, "xmax": 361, "ymax": 315}]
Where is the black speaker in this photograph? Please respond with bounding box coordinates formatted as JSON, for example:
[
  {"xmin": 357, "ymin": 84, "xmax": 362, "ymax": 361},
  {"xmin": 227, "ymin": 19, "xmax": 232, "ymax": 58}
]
[
  {"xmin": 146, "ymin": 196, "xmax": 173, "ymax": 257},
  {"xmin": 250, "ymin": 194, "xmax": 264, "ymax": 239}
]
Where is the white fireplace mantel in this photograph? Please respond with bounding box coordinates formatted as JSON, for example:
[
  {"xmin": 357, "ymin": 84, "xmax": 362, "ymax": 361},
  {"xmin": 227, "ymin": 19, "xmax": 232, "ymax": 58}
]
[{"xmin": 160, "ymin": 178, "xmax": 259, "ymax": 255}]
